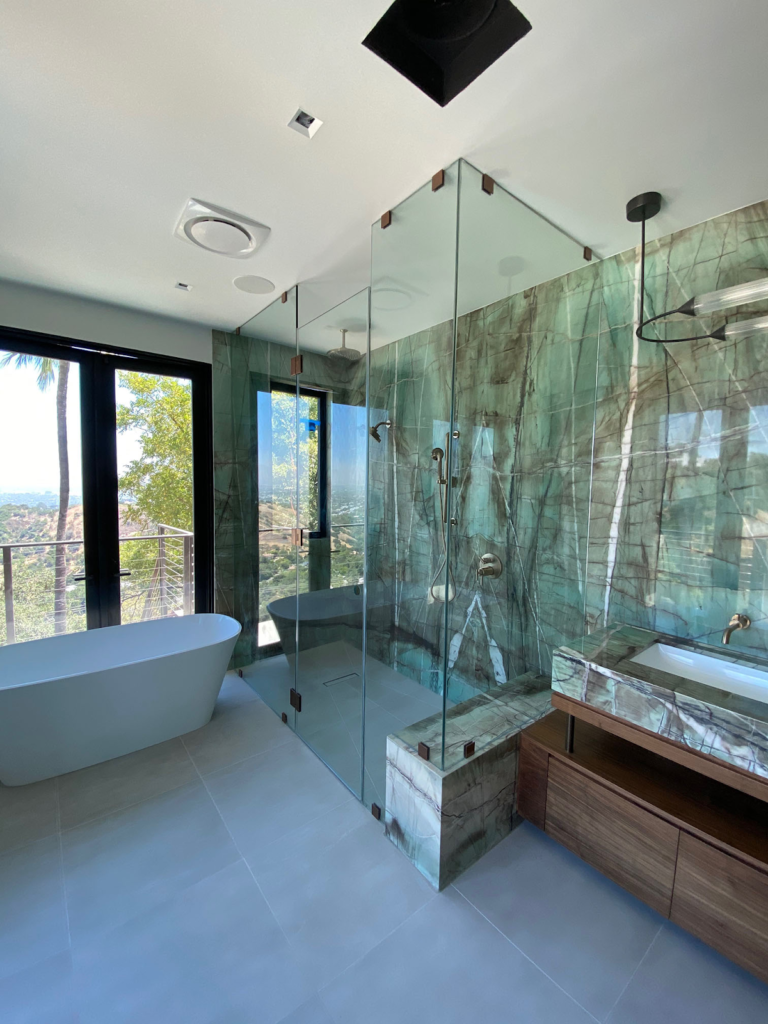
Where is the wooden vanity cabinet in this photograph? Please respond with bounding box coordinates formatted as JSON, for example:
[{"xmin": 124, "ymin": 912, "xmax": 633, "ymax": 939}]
[
  {"xmin": 518, "ymin": 714, "xmax": 768, "ymax": 985},
  {"xmin": 545, "ymin": 758, "xmax": 678, "ymax": 916},
  {"xmin": 672, "ymin": 833, "xmax": 768, "ymax": 982}
]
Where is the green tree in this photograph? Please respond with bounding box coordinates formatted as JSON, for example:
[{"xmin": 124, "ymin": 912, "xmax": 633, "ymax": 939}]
[
  {"xmin": 116, "ymin": 372, "xmax": 193, "ymax": 530},
  {"xmin": 0, "ymin": 354, "xmax": 70, "ymax": 634}
]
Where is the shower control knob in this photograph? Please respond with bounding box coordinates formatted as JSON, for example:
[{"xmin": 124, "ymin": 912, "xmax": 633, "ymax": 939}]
[{"xmin": 476, "ymin": 553, "xmax": 503, "ymax": 579}]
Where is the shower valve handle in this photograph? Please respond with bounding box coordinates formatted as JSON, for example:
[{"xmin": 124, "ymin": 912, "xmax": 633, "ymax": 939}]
[{"xmin": 477, "ymin": 553, "xmax": 503, "ymax": 579}]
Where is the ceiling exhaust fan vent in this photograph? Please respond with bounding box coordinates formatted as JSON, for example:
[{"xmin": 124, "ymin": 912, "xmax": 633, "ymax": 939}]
[{"xmin": 174, "ymin": 199, "xmax": 270, "ymax": 259}]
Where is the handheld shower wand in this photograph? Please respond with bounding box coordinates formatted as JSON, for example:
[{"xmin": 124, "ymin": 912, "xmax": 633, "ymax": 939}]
[{"xmin": 429, "ymin": 439, "xmax": 457, "ymax": 603}]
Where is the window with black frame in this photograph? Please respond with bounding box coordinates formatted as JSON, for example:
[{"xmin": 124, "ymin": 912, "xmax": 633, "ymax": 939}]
[
  {"xmin": 0, "ymin": 326, "xmax": 212, "ymax": 646},
  {"xmin": 256, "ymin": 381, "xmax": 327, "ymax": 648}
]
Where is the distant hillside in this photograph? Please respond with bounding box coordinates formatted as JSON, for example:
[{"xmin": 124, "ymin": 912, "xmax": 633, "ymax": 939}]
[
  {"xmin": 0, "ymin": 492, "xmax": 82, "ymax": 508},
  {"xmin": 0, "ymin": 502, "xmax": 146, "ymax": 546}
]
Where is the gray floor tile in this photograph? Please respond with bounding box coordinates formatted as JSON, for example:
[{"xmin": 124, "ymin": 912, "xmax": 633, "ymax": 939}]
[
  {"xmin": 302, "ymin": 719, "xmax": 363, "ymax": 795},
  {"xmin": 0, "ymin": 836, "xmax": 69, "ymax": 981},
  {"xmin": 276, "ymin": 996, "xmax": 335, "ymax": 1024},
  {"xmin": 182, "ymin": 698, "xmax": 295, "ymax": 775},
  {"xmin": 205, "ymin": 738, "xmax": 353, "ymax": 852},
  {"xmin": 214, "ymin": 671, "xmax": 260, "ymax": 712},
  {"xmin": 58, "ymin": 737, "xmax": 197, "ymax": 830},
  {"xmin": 321, "ymin": 886, "xmax": 595, "ymax": 1024},
  {"xmin": 63, "ymin": 781, "xmax": 239, "ymax": 944},
  {"xmin": 247, "ymin": 800, "xmax": 435, "ymax": 984},
  {"xmin": 72, "ymin": 861, "xmax": 315, "ymax": 1024},
  {"xmin": 242, "ymin": 655, "xmax": 293, "ymax": 715},
  {"xmin": 0, "ymin": 952, "xmax": 75, "ymax": 1024},
  {"xmin": 607, "ymin": 921, "xmax": 768, "ymax": 1024},
  {"xmin": 454, "ymin": 823, "xmax": 662, "ymax": 1021},
  {"xmin": 0, "ymin": 778, "xmax": 59, "ymax": 854}
]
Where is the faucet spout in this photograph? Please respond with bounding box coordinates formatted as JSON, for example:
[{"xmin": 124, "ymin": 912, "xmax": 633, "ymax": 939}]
[{"xmin": 722, "ymin": 613, "xmax": 750, "ymax": 644}]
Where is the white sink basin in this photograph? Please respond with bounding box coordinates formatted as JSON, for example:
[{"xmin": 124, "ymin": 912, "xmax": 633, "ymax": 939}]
[{"xmin": 630, "ymin": 643, "xmax": 768, "ymax": 707}]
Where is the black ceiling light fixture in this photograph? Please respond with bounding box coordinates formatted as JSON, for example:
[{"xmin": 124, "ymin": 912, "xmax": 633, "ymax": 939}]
[
  {"xmin": 362, "ymin": 0, "xmax": 532, "ymax": 107},
  {"xmin": 627, "ymin": 192, "xmax": 768, "ymax": 344}
]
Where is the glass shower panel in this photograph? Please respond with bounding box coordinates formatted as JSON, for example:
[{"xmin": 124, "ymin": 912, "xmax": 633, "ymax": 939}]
[
  {"xmin": 436, "ymin": 160, "xmax": 596, "ymax": 769},
  {"xmin": 236, "ymin": 287, "xmax": 300, "ymax": 727},
  {"xmin": 295, "ymin": 289, "xmax": 368, "ymax": 797},
  {"xmin": 365, "ymin": 164, "xmax": 460, "ymax": 806}
]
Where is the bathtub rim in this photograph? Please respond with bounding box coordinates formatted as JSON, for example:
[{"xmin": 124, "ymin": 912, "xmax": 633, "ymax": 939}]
[{"xmin": 0, "ymin": 612, "xmax": 241, "ymax": 691}]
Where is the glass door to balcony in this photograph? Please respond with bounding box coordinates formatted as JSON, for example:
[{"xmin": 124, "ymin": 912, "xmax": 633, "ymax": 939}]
[
  {"xmin": 0, "ymin": 329, "xmax": 212, "ymax": 646},
  {"xmin": 0, "ymin": 348, "xmax": 85, "ymax": 644},
  {"xmin": 115, "ymin": 369, "xmax": 196, "ymax": 625}
]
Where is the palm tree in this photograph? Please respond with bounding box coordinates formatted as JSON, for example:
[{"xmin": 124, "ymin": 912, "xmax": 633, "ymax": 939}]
[{"xmin": 0, "ymin": 353, "xmax": 70, "ymax": 634}]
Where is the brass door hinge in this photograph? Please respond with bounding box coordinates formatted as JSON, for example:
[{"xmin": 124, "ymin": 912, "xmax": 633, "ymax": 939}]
[
  {"xmin": 289, "ymin": 688, "xmax": 302, "ymax": 713},
  {"xmin": 290, "ymin": 354, "xmax": 303, "ymax": 376}
]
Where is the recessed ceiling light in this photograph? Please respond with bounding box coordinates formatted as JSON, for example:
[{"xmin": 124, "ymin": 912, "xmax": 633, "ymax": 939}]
[
  {"xmin": 176, "ymin": 281, "xmax": 192, "ymax": 291},
  {"xmin": 174, "ymin": 199, "xmax": 270, "ymax": 259},
  {"xmin": 288, "ymin": 109, "xmax": 323, "ymax": 138},
  {"xmin": 234, "ymin": 275, "xmax": 276, "ymax": 295}
]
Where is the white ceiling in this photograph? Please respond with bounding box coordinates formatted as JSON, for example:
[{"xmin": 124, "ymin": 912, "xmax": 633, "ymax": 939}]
[{"xmin": 1, "ymin": 0, "xmax": 767, "ymax": 334}]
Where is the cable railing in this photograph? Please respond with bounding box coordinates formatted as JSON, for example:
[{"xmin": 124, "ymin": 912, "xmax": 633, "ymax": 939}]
[{"xmin": 0, "ymin": 524, "xmax": 194, "ymax": 645}]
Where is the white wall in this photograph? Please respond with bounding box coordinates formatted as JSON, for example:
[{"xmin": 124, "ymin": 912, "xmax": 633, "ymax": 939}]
[{"xmin": 0, "ymin": 279, "xmax": 212, "ymax": 363}]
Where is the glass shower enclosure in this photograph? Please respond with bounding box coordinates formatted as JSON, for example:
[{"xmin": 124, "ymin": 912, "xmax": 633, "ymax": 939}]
[{"xmin": 218, "ymin": 158, "xmax": 590, "ymax": 810}]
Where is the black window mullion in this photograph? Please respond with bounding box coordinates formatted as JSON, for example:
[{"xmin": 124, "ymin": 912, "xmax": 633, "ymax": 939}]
[{"xmin": 80, "ymin": 355, "xmax": 121, "ymax": 628}]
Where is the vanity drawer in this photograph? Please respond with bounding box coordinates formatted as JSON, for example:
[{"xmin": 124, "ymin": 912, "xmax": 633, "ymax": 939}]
[
  {"xmin": 545, "ymin": 758, "xmax": 679, "ymax": 916},
  {"xmin": 671, "ymin": 833, "xmax": 768, "ymax": 984}
]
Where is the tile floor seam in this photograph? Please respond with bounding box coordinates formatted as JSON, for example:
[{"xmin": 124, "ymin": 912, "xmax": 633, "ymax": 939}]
[
  {"xmin": 0, "ymin": 824, "xmax": 62, "ymax": 858},
  {"xmin": 316, "ymin": 891, "xmax": 441, "ymax": 994},
  {"xmin": 186, "ymin": 720, "xmax": 299, "ymax": 780},
  {"xmin": 180, "ymin": 733, "xmax": 307, "ymax": 962},
  {"xmin": 57, "ymin": 829, "xmax": 73, "ymax": 955},
  {"xmin": 601, "ymin": 922, "xmax": 664, "ymax": 1023},
  {"xmin": 450, "ymin": 884, "xmax": 603, "ymax": 1024},
  {"xmin": 57, "ymin": 774, "xmax": 207, "ymax": 837}
]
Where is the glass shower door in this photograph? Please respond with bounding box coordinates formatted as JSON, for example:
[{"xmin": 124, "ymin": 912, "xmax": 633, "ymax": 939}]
[
  {"xmin": 365, "ymin": 165, "xmax": 460, "ymax": 806},
  {"xmin": 294, "ymin": 290, "xmax": 369, "ymax": 797},
  {"xmin": 236, "ymin": 287, "xmax": 300, "ymax": 725}
]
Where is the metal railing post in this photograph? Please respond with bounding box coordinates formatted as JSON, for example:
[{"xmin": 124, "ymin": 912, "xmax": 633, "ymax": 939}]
[
  {"xmin": 2, "ymin": 545, "xmax": 15, "ymax": 644},
  {"xmin": 158, "ymin": 525, "xmax": 167, "ymax": 617},
  {"xmin": 183, "ymin": 534, "xmax": 193, "ymax": 615}
]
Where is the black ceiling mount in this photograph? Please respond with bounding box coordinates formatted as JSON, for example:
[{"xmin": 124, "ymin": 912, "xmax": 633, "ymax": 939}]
[
  {"xmin": 626, "ymin": 191, "xmax": 662, "ymax": 223},
  {"xmin": 362, "ymin": 0, "xmax": 532, "ymax": 107}
]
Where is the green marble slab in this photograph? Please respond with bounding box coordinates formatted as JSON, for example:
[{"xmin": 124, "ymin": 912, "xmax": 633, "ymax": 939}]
[{"xmin": 553, "ymin": 624, "xmax": 768, "ymax": 777}]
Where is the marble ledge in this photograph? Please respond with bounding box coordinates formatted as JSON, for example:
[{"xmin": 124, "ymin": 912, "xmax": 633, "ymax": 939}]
[
  {"xmin": 552, "ymin": 624, "xmax": 768, "ymax": 779},
  {"xmin": 384, "ymin": 678, "xmax": 553, "ymax": 891}
]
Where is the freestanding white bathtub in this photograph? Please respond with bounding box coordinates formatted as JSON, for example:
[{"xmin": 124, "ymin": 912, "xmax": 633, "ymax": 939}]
[{"xmin": 0, "ymin": 613, "xmax": 241, "ymax": 786}]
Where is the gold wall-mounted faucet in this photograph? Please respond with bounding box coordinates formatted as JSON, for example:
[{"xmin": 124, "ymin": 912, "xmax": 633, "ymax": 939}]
[{"xmin": 722, "ymin": 613, "xmax": 750, "ymax": 644}]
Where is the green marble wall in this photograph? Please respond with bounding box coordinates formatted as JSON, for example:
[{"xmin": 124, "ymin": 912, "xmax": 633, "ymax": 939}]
[{"xmin": 367, "ymin": 198, "xmax": 768, "ymax": 698}]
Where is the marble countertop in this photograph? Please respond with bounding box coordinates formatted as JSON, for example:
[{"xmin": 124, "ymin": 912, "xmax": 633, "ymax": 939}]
[{"xmin": 552, "ymin": 624, "xmax": 768, "ymax": 778}]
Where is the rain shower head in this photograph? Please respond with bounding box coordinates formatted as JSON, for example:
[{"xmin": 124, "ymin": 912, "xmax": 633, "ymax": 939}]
[
  {"xmin": 370, "ymin": 420, "xmax": 392, "ymax": 442},
  {"xmin": 327, "ymin": 328, "xmax": 362, "ymax": 362}
]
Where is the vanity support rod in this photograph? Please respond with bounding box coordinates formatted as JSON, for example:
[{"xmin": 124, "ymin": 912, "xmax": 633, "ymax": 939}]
[{"xmin": 565, "ymin": 714, "xmax": 575, "ymax": 754}]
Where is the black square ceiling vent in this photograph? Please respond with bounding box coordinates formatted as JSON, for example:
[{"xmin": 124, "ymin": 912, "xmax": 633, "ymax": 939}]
[{"xmin": 362, "ymin": 0, "xmax": 532, "ymax": 107}]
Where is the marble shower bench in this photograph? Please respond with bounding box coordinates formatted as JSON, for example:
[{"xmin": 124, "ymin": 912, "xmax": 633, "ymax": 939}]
[{"xmin": 384, "ymin": 673, "xmax": 552, "ymax": 890}]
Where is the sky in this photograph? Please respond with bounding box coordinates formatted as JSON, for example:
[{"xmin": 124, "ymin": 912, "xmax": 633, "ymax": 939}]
[{"xmin": 0, "ymin": 355, "xmax": 141, "ymax": 498}]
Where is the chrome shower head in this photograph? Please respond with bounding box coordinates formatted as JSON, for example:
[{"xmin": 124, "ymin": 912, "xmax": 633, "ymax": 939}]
[
  {"xmin": 370, "ymin": 419, "xmax": 391, "ymax": 442},
  {"xmin": 327, "ymin": 328, "xmax": 362, "ymax": 362}
]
